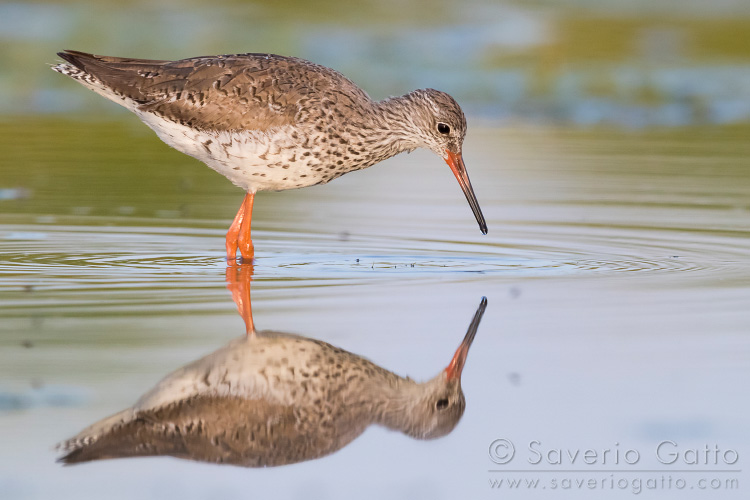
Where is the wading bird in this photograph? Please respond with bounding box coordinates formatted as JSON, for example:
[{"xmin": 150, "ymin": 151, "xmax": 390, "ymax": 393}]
[{"xmin": 53, "ymin": 50, "xmax": 487, "ymax": 262}]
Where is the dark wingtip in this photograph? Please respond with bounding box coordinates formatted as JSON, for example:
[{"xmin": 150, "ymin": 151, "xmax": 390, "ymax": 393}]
[
  {"xmin": 57, "ymin": 50, "xmax": 80, "ymax": 68},
  {"xmin": 56, "ymin": 50, "xmax": 95, "ymax": 71},
  {"xmin": 56, "ymin": 448, "xmax": 85, "ymax": 466},
  {"xmin": 480, "ymin": 223, "xmax": 488, "ymax": 235}
]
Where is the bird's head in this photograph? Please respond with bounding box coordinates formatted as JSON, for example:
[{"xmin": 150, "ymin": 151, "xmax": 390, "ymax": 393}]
[{"xmin": 406, "ymin": 89, "xmax": 487, "ymax": 235}]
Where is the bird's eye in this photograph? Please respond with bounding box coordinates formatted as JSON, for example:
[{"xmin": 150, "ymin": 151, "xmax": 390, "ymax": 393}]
[
  {"xmin": 437, "ymin": 123, "xmax": 450, "ymax": 135},
  {"xmin": 436, "ymin": 398, "xmax": 449, "ymax": 411}
]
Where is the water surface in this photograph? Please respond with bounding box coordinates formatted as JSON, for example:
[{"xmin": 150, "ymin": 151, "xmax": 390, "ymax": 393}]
[{"xmin": 0, "ymin": 119, "xmax": 748, "ymax": 498}]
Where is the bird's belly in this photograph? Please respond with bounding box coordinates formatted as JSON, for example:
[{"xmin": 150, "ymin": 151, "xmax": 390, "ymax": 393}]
[
  {"xmin": 136, "ymin": 113, "xmax": 340, "ymax": 192},
  {"xmin": 133, "ymin": 335, "xmax": 329, "ymax": 412}
]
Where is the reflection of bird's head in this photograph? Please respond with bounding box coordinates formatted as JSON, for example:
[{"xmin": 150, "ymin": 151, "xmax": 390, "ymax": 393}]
[
  {"xmin": 380, "ymin": 297, "xmax": 486, "ymax": 440},
  {"xmin": 401, "ymin": 373, "xmax": 467, "ymax": 440}
]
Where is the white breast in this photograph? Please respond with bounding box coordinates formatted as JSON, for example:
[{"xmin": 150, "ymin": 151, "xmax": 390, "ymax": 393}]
[
  {"xmin": 133, "ymin": 335, "xmax": 323, "ymax": 412},
  {"xmin": 137, "ymin": 112, "xmax": 324, "ymax": 193}
]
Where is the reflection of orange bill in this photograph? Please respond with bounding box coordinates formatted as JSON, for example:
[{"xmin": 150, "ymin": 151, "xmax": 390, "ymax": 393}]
[{"xmin": 446, "ymin": 297, "xmax": 487, "ymax": 380}]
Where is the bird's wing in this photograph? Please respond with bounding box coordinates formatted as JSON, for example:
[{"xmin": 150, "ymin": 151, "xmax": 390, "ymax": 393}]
[
  {"xmin": 57, "ymin": 50, "xmax": 368, "ymax": 132},
  {"xmin": 57, "ymin": 395, "xmax": 340, "ymax": 467}
]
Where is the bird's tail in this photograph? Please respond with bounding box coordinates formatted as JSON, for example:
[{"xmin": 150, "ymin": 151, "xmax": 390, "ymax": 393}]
[
  {"xmin": 55, "ymin": 408, "xmax": 135, "ymax": 465},
  {"xmin": 51, "ymin": 50, "xmax": 161, "ymax": 110},
  {"xmin": 51, "ymin": 50, "xmax": 107, "ymax": 84}
]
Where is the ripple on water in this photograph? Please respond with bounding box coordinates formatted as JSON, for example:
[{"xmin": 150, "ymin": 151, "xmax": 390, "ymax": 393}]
[
  {"xmin": 2, "ymin": 222, "xmax": 748, "ymax": 277},
  {"xmin": 1, "ymin": 220, "xmax": 748, "ymax": 318}
]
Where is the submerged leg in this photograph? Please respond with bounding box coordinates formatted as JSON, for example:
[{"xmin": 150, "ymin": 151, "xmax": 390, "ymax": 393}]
[
  {"xmin": 237, "ymin": 192, "xmax": 255, "ymax": 263},
  {"xmin": 225, "ymin": 193, "xmax": 255, "ymax": 262}
]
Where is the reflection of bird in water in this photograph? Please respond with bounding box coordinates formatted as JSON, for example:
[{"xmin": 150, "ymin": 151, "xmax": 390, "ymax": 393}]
[
  {"xmin": 57, "ymin": 265, "xmax": 487, "ymax": 467},
  {"xmin": 52, "ymin": 50, "xmax": 487, "ymax": 262}
]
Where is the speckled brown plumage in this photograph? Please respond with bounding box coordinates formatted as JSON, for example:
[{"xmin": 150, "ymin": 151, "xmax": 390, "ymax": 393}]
[
  {"xmin": 57, "ymin": 299, "xmax": 487, "ymax": 467},
  {"xmin": 52, "ymin": 50, "xmax": 487, "ymax": 260}
]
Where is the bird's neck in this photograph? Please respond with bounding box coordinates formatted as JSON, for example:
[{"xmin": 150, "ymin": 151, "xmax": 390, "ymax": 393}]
[
  {"xmin": 362, "ymin": 373, "xmax": 429, "ymax": 435},
  {"xmin": 369, "ymin": 92, "xmax": 426, "ymax": 156}
]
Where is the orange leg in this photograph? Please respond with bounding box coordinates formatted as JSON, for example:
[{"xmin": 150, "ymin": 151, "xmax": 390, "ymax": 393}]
[
  {"xmin": 225, "ymin": 193, "xmax": 255, "ymax": 263},
  {"xmin": 237, "ymin": 192, "xmax": 255, "ymax": 263},
  {"xmin": 225, "ymin": 263, "xmax": 255, "ymax": 336}
]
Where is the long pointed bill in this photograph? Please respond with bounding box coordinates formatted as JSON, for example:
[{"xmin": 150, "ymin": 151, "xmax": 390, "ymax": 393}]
[
  {"xmin": 445, "ymin": 297, "xmax": 488, "ymax": 381},
  {"xmin": 445, "ymin": 151, "xmax": 488, "ymax": 235}
]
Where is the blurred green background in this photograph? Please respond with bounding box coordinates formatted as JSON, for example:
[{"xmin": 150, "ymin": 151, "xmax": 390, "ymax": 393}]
[{"xmin": 2, "ymin": 0, "xmax": 750, "ymax": 127}]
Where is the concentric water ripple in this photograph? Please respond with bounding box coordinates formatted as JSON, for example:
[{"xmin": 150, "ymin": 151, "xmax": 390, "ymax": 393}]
[{"xmin": 2, "ymin": 220, "xmax": 747, "ymax": 293}]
